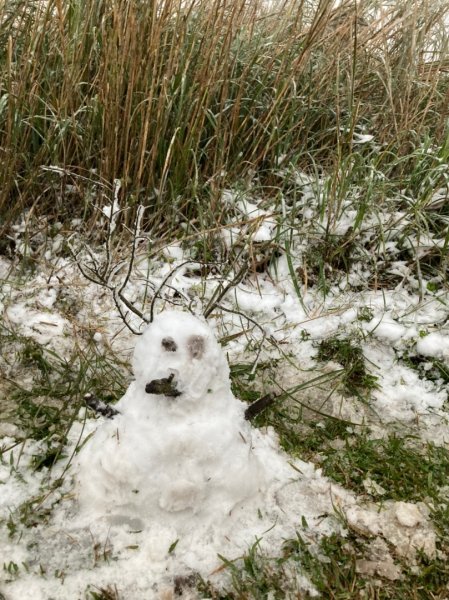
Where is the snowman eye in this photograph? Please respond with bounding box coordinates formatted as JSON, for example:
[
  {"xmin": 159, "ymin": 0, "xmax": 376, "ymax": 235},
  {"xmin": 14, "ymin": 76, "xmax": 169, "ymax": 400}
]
[
  {"xmin": 187, "ymin": 335, "xmax": 205, "ymax": 359},
  {"xmin": 161, "ymin": 337, "xmax": 177, "ymax": 352}
]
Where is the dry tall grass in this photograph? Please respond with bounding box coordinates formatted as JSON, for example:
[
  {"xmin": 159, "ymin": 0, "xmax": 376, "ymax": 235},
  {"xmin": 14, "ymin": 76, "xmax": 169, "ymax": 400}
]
[{"xmin": 0, "ymin": 0, "xmax": 448, "ymax": 230}]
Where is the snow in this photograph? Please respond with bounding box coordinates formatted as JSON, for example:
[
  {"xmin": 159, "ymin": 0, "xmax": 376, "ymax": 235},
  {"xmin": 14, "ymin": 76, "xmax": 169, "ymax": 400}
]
[
  {"xmin": 223, "ymin": 190, "xmax": 277, "ymax": 242},
  {"xmin": 100, "ymin": 179, "xmax": 122, "ymax": 234},
  {"xmin": 369, "ymin": 318, "xmax": 407, "ymax": 343},
  {"xmin": 367, "ymin": 345, "xmax": 447, "ymax": 421},
  {"xmin": 0, "ymin": 311, "xmax": 338, "ymax": 598},
  {"xmin": 233, "ymin": 281, "xmax": 283, "ymax": 312},
  {"xmin": 0, "ymin": 409, "xmax": 348, "ymax": 599},
  {"xmin": 5, "ymin": 302, "xmax": 68, "ymax": 346},
  {"xmin": 345, "ymin": 500, "xmax": 435, "ymax": 558},
  {"xmin": 75, "ymin": 311, "xmax": 273, "ymax": 521},
  {"xmin": 394, "ymin": 501, "xmax": 424, "ymax": 528},
  {"xmin": 352, "ymin": 133, "xmax": 374, "ymax": 144},
  {"xmin": 416, "ymin": 332, "xmax": 449, "ymax": 359},
  {"xmin": 1, "ymin": 176, "xmax": 449, "ymax": 597}
]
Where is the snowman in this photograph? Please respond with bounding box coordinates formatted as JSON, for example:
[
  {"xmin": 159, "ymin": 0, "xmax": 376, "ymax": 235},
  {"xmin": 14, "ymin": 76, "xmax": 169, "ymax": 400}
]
[{"xmin": 75, "ymin": 311, "xmax": 268, "ymax": 526}]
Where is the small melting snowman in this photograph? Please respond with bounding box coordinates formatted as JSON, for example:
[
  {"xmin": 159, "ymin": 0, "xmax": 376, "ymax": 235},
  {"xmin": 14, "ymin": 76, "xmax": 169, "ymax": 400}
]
[{"xmin": 76, "ymin": 311, "xmax": 267, "ymax": 526}]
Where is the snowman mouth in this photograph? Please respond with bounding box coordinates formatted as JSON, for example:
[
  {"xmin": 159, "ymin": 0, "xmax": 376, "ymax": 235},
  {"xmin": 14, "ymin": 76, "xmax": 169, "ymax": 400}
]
[{"xmin": 145, "ymin": 373, "xmax": 181, "ymax": 397}]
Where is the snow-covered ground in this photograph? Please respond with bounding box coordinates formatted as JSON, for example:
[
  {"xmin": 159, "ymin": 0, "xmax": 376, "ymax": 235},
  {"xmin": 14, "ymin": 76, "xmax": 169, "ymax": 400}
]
[{"xmin": 0, "ymin": 175, "xmax": 448, "ymax": 598}]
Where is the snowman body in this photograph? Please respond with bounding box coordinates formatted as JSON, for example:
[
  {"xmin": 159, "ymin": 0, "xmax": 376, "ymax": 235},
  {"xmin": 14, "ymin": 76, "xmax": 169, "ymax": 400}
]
[{"xmin": 76, "ymin": 312, "xmax": 265, "ymax": 522}]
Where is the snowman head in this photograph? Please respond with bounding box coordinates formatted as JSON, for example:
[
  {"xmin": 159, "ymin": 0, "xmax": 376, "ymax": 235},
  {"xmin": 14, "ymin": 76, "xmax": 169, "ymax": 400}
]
[{"xmin": 132, "ymin": 311, "xmax": 230, "ymax": 401}]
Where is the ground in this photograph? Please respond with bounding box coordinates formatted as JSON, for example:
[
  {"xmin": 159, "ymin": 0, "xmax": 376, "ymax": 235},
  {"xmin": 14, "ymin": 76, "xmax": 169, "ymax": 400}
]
[{"xmin": 1, "ymin": 176, "xmax": 449, "ymax": 599}]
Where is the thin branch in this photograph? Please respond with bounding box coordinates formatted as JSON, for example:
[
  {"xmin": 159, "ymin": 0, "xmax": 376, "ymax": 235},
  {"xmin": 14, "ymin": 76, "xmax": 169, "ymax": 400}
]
[
  {"xmin": 203, "ymin": 262, "xmax": 249, "ymax": 318},
  {"xmin": 112, "ymin": 286, "xmax": 143, "ymax": 335},
  {"xmin": 117, "ymin": 205, "xmax": 146, "ymax": 299},
  {"xmin": 149, "ymin": 259, "xmax": 222, "ymax": 322},
  {"xmin": 117, "ymin": 205, "xmax": 150, "ymax": 325},
  {"xmin": 67, "ymin": 236, "xmax": 114, "ymax": 289}
]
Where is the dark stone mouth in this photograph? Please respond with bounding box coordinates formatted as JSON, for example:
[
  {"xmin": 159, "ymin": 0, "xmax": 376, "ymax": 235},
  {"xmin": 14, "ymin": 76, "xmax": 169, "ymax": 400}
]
[{"xmin": 145, "ymin": 373, "xmax": 181, "ymax": 397}]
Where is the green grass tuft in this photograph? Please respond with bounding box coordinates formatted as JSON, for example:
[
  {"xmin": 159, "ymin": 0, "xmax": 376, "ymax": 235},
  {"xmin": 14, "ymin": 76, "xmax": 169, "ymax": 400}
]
[
  {"xmin": 316, "ymin": 337, "xmax": 378, "ymax": 397},
  {"xmin": 322, "ymin": 435, "xmax": 449, "ymax": 503}
]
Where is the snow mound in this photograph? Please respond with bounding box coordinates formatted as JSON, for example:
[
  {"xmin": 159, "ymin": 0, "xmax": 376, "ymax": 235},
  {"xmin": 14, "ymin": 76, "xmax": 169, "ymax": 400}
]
[
  {"xmin": 416, "ymin": 332, "xmax": 449, "ymax": 359},
  {"xmin": 64, "ymin": 310, "xmax": 339, "ymax": 597},
  {"xmin": 75, "ymin": 311, "xmax": 288, "ymax": 527}
]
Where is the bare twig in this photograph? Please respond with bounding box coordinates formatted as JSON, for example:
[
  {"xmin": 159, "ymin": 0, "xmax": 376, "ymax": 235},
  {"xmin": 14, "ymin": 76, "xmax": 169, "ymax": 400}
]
[
  {"xmin": 149, "ymin": 259, "xmax": 223, "ymax": 322},
  {"xmin": 112, "ymin": 286, "xmax": 144, "ymax": 335},
  {"xmin": 117, "ymin": 205, "xmax": 150, "ymax": 321},
  {"xmin": 69, "ymin": 204, "xmax": 154, "ymax": 334},
  {"xmin": 203, "ymin": 262, "xmax": 249, "ymax": 318}
]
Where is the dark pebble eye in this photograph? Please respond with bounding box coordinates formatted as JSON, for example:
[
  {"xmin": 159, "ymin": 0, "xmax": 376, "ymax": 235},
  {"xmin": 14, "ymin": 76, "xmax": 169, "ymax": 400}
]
[
  {"xmin": 187, "ymin": 335, "xmax": 205, "ymax": 359},
  {"xmin": 161, "ymin": 337, "xmax": 177, "ymax": 352}
]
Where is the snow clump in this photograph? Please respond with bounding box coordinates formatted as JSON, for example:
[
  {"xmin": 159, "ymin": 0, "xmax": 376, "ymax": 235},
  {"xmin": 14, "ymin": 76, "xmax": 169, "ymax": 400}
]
[{"xmin": 75, "ymin": 311, "xmax": 279, "ymax": 528}]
